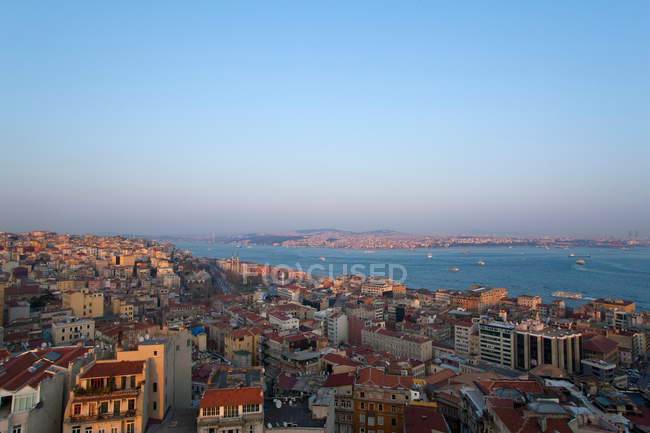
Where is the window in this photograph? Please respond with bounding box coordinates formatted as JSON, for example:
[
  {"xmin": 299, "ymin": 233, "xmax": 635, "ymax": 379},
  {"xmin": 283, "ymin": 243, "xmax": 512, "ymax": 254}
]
[
  {"xmin": 130, "ymin": 376, "xmax": 136, "ymax": 388},
  {"xmin": 360, "ymin": 429, "xmax": 365, "ymax": 433},
  {"xmin": 113, "ymin": 400, "xmax": 120, "ymax": 415},
  {"xmin": 98, "ymin": 429, "xmax": 104, "ymax": 433},
  {"xmin": 391, "ymin": 406, "xmax": 396, "ymax": 413},
  {"xmin": 391, "ymin": 394, "xmax": 396, "ymax": 400},
  {"xmin": 378, "ymin": 404, "xmax": 383, "ymax": 411},
  {"xmin": 72, "ymin": 428, "xmax": 80, "ymax": 433},
  {"xmin": 359, "ymin": 414, "xmax": 365, "ymax": 423},
  {"xmin": 100, "ymin": 402, "xmax": 109, "ymax": 414},
  {"xmin": 85, "ymin": 427, "xmax": 92, "ymax": 433},
  {"xmin": 243, "ymin": 404, "xmax": 259, "ymax": 413},
  {"xmin": 378, "ymin": 416, "xmax": 383, "ymax": 426},
  {"xmin": 223, "ymin": 405, "xmax": 239, "ymax": 417},
  {"xmin": 360, "ymin": 402, "xmax": 365, "ymax": 409},
  {"xmin": 360, "ymin": 392, "xmax": 365, "ymax": 398},
  {"xmin": 248, "ymin": 426, "xmax": 254, "ymax": 433},
  {"xmin": 153, "ymin": 382, "xmax": 158, "ymax": 392},
  {"xmin": 121, "ymin": 376, "xmax": 126, "ymax": 389},
  {"xmin": 126, "ymin": 423, "xmax": 134, "ymax": 433},
  {"xmin": 89, "ymin": 403, "xmax": 96, "ymax": 416},
  {"xmin": 90, "ymin": 378, "xmax": 103, "ymax": 389},
  {"xmin": 73, "ymin": 404, "xmax": 82, "ymax": 415},
  {"xmin": 153, "ymin": 351, "xmax": 158, "ymax": 356},
  {"xmin": 128, "ymin": 399, "xmax": 135, "ymax": 411},
  {"xmin": 12, "ymin": 428, "xmax": 21, "ymax": 433},
  {"xmin": 368, "ymin": 417, "xmax": 375, "ymax": 426},
  {"xmin": 153, "ymin": 401, "xmax": 157, "ymax": 411},
  {"xmin": 202, "ymin": 407, "xmax": 218, "ymax": 416},
  {"xmin": 111, "ymin": 427, "xmax": 118, "ymax": 433},
  {"xmin": 391, "ymin": 418, "xmax": 396, "ymax": 426}
]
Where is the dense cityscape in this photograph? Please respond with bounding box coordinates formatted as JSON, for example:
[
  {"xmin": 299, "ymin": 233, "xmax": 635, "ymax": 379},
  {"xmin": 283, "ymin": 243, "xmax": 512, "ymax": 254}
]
[
  {"xmin": 198, "ymin": 230, "xmax": 649, "ymax": 250},
  {"xmin": 1, "ymin": 231, "xmax": 650, "ymax": 433}
]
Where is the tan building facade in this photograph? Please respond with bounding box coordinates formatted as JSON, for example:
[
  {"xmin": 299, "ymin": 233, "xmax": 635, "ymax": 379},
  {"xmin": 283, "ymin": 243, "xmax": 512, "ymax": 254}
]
[{"xmin": 63, "ymin": 289, "xmax": 105, "ymax": 318}]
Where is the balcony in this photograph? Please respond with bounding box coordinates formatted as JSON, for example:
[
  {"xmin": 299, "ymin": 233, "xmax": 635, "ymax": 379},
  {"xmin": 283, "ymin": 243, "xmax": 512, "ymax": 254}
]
[
  {"xmin": 72, "ymin": 386, "xmax": 140, "ymax": 401},
  {"xmin": 197, "ymin": 412, "xmax": 263, "ymax": 427},
  {"xmin": 70, "ymin": 409, "xmax": 138, "ymax": 422}
]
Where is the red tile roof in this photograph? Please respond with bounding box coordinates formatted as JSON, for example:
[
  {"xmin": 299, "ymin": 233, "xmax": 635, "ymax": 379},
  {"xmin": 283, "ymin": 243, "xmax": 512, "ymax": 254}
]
[
  {"xmin": 200, "ymin": 386, "xmax": 263, "ymax": 409},
  {"xmin": 324, "ymin": 372, "xmax": 355, "ymax": 388},
  {"xmin": 583, "ymin": 335, "xmax": 618, "ymax": 354},
  {"xmin": 404, "ymin": 406, "xmax": 450, "ymax": 433},
  {"xmin": 81, "ymin": 360, "xmax": 144, "ymax": 378}
]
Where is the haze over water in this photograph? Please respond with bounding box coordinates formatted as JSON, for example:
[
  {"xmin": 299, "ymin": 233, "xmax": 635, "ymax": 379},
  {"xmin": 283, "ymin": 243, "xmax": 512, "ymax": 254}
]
[{"xmin": 177, "ymin": 243, "xmax": 650, "ymax": 309}]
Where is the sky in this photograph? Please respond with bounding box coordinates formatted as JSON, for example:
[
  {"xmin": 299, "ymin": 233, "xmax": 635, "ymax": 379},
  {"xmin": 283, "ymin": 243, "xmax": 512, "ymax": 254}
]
[{"xmin": 1, "ymin": 1, "xmax": 649, "ymax": 237}]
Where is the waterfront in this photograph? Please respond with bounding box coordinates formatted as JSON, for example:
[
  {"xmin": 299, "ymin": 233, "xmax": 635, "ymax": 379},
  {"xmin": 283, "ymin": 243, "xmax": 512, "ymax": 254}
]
[{"xmin": 177, "ymin": 243, "xmax": 650, "ymax": 309}]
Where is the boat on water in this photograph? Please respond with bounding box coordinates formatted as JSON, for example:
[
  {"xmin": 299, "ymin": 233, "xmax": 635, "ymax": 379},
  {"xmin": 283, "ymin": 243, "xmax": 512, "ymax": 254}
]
[
  {"xmin": 318, "ymin": 257, "xmax": 326, "ymax": 262},
  {"xmin": 462, "ymin": 251, "xmax": 472, "ymax": 255},
  {"xmin": 363, "ymin": 250, "xmax": 375, "ymax": 254},
  {"xmin": 569, "ymin": 253, "xmax": 575, "ymax": 257},
  {"xmin": 576, "ymin": 259, "xmax": 585, "ymax": 265},
  {"xmin": 476, "ymin": 261, "xmax": 485, "ymax": 266},
  {"xmin": 448, "ymin": 267, "xmax": 460, "ymax": 272},
  {"xmin": 427, "ymin": 253, "xmax": 433, "ymax": 258},
  {"xmin": 552, "ymin": 291, "xmax": 582, "ymax": 299}
]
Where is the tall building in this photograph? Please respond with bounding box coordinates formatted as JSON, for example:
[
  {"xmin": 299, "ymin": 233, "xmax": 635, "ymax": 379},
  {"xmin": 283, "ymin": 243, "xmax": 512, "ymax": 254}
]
[
  {"xmin": 62, "ymin": 289, "xmax": 105, "ymax": 318},
  {"xmin": 514, "ymin": 321, "xmax": 582, "ymax": 375},
  {"xmin": 224, "ymin": 328, "xmax": 263, "ymax": 367},
  {"xmin": 479, "ymin": 321, "xmax": 515, "ymax": 368},
  {"xmin": 63, "ymin": 360, "xmax": 149, "ymax": 433},
  {"xmin": 51, "ymin": 319, "xmax": 95, "ymax": 346},
  {"xmin": 353, "ymin": 367, "xmax": 416, "ymax": 433},
  {"xmin": 116, "ymin": 328, "xmax": 192, "ymax": 421},
  {"xmin": 197, "ymin": 387, "xmax": 264, "ymax": 433},
  {"xmin": 327, "ymin": 311, "xmax": 349, "ymax": 346},
  {"xmin": 362, "ymin": 326, "xmax": 432, "ymax": 361}
]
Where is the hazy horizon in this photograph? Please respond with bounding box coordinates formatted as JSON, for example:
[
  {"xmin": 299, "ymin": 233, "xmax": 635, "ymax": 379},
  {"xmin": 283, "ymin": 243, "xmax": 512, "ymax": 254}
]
[{"xmin": 2, "ymin": 2, "xmax": 649, "ymax": 237}]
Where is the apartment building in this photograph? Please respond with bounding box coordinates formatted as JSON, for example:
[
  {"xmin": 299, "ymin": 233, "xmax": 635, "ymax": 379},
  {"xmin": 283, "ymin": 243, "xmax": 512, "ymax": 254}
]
[
  {"xmin": 63, "ymin": 289, "xmax": 105, "ymax": 319},
  {"xmin": 361, "ymin": 326, "xmax": 432, "ymax": 361},
  {"xmin": 52, "ymin": 319, "xmax": 95, "ymax": 346},
  {"xmin": 116, "ymin": 328, "xmax": 192, "ymax": 421},
  {"xmin": 454, "ymin": 321, "xmax": 478, "ymax": 358},
  {"xmin": 452, "ymin": 287, "xmax": 508, "ymax": 313},
  {"xmin": 197, "ymin": 387, "xmax": 264, "ymax": 433},
  {"xmin": 479, "ymin": 321, "xmax": 515, "ymax": 368},
  {"xmin": 112, "ymin": 299, "xmax": 135, "ymax": 320},
  {"xmin": 224, "ymin": 328, "xmax": 263, "ymax": 367},
  {"xmin": 63, "ymin": 360, "xmax": 148, "ymax": 433},
  {"xmin": 323, "ymin": 372, "xmax": 355, "ymax": 433},
  {"xmin": 0, "ymin": 346, "xmax": 94, "ymax": 433},
  {"xmin": 353, "ymin": 368, "xmax": 416, "ymax": 433},
  {"xmin": 516, "ymin": 295, "xmax": 542, "ymax": 310},
  {"xmin": 327, "ymin": 311, "xmax": 349, "ymax": 346}
]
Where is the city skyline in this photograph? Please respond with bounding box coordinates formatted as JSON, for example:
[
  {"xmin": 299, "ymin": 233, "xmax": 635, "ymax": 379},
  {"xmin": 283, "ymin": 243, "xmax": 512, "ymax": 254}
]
[{"xmin": 2, "ymin": 1, "xmax": 649, "ymax": 236}]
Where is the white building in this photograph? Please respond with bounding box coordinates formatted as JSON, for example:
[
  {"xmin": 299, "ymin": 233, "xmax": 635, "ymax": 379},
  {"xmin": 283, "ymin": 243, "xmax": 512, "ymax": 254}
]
[{"xmin": 327, "ymin": 311, "xmax": 348, "ymax": 346}]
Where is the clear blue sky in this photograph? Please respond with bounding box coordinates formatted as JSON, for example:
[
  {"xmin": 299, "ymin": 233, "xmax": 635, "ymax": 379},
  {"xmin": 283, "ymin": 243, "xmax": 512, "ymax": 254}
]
[{"xmin": 1, "ymin": 1, "xmax": 649, "ymax": 236}]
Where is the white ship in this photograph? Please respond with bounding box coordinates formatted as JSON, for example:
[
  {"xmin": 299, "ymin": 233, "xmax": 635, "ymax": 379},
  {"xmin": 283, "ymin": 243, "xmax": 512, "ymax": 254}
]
[{"xmin": 552, "ymin": 291, "xmax": 582, "ymax": 299}]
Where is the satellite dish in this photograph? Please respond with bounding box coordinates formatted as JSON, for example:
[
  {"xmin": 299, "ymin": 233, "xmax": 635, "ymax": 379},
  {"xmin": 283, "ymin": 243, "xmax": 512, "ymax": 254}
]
[
  {"xmin": 275, "ymin": 400, "xmax": 282, "ymax": 408},
  {"xmin": 267, "ymin": 424, "xmax": 272, "ymax": 429},
  {"xmin": 139, "ymin": 336, "xmax": 145, "ymax": 342}
]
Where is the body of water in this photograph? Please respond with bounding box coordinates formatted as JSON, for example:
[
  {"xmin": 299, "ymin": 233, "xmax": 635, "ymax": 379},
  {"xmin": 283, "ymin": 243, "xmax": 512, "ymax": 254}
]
[{"xmin": 175, "ymin": 243, "xmax": 650, "ymax": 310}]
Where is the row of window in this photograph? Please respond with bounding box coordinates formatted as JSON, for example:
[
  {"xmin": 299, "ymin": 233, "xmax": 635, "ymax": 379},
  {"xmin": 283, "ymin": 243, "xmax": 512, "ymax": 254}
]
[
  {"xmin": 202, "ymin": 404, "xmax": 256, "ymax": 417},
  {"xmin": 358, "ymin": 402, "xmax": 400, "ymax": 412},
  {"xmin": 73, "ymin": 399, "xmax": 136, "ymax": 416},
  {"xmin": 71, "ymin": 423, "xmax": 134, "ymax": 433}
]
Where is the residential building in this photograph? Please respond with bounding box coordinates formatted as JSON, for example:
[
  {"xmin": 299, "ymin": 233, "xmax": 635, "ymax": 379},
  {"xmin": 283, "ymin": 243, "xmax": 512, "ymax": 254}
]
[
  {"xmin": 362, "ymin": 326, "xmax": 432, "ymax": 361},
  {"xmin": 63, "ymin": 289, "xmax": 105, "ymax": 319},
  {"xmin": 581, "ymin": 359, "xmax": 616, "ymax": 383},
  {"xmin": 197, "ymin": 387, "xmax": 263, "ymax": 433},
  {"xmin": 116, "ymin": 328, "xmax": 192, "ymax": 420},
  {"xmin": 516, "ymin": 295, "xmax": 542, "ymax": 310},
  {"xmin": 63, "ymin": 360, "xmax": 149, "ymax": 433},
  {"xmin": 327, "ymin": 311, "xmax": 348, "ymax": 346},
  {"xmin": 52, "ymin": 319, "xmax": 95, "ymax": 346},
  {"xmin": 224, "ymin": 328, "xmax": 263, "ymax": 367}
]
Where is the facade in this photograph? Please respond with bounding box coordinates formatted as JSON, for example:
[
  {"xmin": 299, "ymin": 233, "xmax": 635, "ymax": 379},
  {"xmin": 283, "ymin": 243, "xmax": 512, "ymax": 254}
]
[
  {"xmin": 63, "ymin": 290, "xmax": 105, "ymax": 319},
  {"xmin": 361, "ymin": 327, "xmax": 432, "ymax": 361},
  {"xmin": 63, "ymin": 360, "xmax": 149, "ymax": 433},
  {"xmin": 513, "ymin": 322, "xmax": 582, "ymax": 374},
  {"xmin": 592, "ymin": 298, "xmax": 635, "ymax": 313},
  {"xmin": 116, "ymin": 328, "xmax": 192, "ymax": 420},
  {"xmin": 452, "ymin": 287, "xmax": 507, "ymax": 313},
  {"xmin": 516, "ymin": 295, "xmax": 542, "ymax": 310},
  {"xmin": 52, "ymin": 319, "xmax": 96, "ymax": 346},
  {"xmin": 581, "ymin": 359, "xmax": 616, "ymax": 383},
  {"xmin": 454, "ymin": 321, "xmax": 477, "ymax": 358},
  {"xmin": 479, "ymin": 321, "xmax": 515, "ymax": 368},
  {"xmin": 224, "ymin": 329, "xmax": 262, "ymax": 367},
  {"xmin": 324, "ymin": 372, "xmax": 355, "ymax": 433},
  {"xmin": 353, "ymin": 368, "xmax": 415, "ymax": 433},
  {"xmin": 112, "ymin": 300, "xmax": 135, "ymax": 320},
  {"xmin": 197, "ymin": 387, "xmax": 263, "ymax": 433},
  {"xmin": 327, "ymin": 311, "xmax": 349, "ymax": 346},
  {"xmin": 268, "ymin": 312, "xmax": 299, "ymax": 331},
  {"xmin": 0, "ymin": 346, "xmax": 94, "ymax": 433}
]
